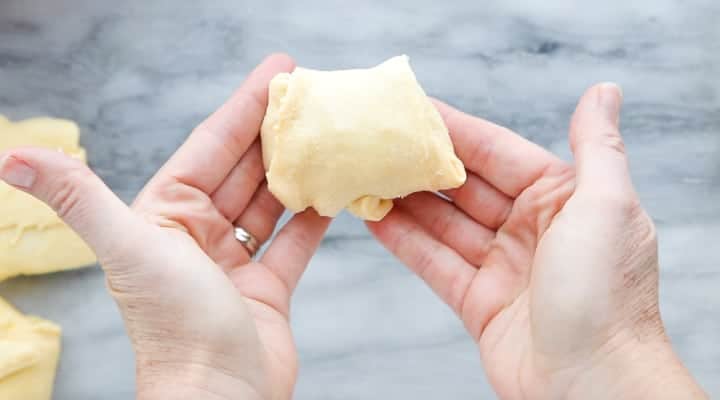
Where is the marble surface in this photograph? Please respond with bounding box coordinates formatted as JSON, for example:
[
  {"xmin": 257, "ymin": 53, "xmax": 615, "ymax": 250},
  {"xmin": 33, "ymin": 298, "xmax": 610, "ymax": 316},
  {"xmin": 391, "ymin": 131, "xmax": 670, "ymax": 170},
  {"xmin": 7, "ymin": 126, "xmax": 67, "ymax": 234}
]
[{"xmin": 0, "ymin": 1, "xmax": 718, "ymax": 398}]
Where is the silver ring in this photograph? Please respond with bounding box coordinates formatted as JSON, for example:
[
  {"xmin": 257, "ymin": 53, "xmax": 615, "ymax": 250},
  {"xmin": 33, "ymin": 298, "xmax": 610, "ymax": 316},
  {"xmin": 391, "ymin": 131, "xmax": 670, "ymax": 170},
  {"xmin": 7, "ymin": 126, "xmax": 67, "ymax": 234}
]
[{"xmin": 234, "ymin": 226, "xmax": 259, "ymax": 256}]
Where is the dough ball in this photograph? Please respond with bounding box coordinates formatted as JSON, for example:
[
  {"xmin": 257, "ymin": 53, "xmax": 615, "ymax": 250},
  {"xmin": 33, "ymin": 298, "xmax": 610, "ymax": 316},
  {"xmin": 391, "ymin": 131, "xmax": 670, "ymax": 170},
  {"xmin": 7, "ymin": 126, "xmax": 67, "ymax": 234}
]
[{"xmin": 261, "ymin": 55, "xmax": 466, "ymax": 221}]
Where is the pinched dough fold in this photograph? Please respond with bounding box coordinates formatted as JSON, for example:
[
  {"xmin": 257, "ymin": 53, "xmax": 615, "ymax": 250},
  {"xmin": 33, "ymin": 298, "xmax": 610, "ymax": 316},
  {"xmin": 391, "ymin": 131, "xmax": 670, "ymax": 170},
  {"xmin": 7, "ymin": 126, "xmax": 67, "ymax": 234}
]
[{"xmin": 261, "ymin": 56, "xmax": 466, "ymax": 221}]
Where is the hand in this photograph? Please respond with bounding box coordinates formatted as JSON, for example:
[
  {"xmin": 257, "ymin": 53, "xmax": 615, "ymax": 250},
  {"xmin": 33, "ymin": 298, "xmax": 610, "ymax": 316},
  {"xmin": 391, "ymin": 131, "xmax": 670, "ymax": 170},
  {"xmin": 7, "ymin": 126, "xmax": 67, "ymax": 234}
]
[
  {"xmin": 0, "ymin": 54, "xmax": 329, "ymax": 400},
  {"xmin": 368, "ymin": 83, "xmax": 707, "ymax": 399}
]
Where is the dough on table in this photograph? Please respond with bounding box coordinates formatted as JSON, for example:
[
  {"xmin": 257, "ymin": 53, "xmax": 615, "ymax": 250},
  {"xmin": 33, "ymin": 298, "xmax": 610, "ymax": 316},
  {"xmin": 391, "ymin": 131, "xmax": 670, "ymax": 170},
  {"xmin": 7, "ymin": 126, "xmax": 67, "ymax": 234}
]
[
  {"xmin": 0, "ymin": 297, "xmax": 61, "ymax": 400},
  {"xmin": 0, "ymin": 115, "xmax": 96, "ymax": 281},
  {"xmin": 261, "ymin": 55, "xmax": 466, "ymax": 221}
]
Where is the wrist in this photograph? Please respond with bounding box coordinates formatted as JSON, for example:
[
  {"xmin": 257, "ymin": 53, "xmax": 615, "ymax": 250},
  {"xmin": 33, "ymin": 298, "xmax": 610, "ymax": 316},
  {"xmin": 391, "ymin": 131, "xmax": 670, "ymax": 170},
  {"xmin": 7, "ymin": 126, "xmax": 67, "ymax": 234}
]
[
  {"xmin": 135, "ymin": 359, "xmax": 268, "ymax": 400},
  {"xmin": 567, "ymin": 333, "xmax": 707, "ymax": 400}
]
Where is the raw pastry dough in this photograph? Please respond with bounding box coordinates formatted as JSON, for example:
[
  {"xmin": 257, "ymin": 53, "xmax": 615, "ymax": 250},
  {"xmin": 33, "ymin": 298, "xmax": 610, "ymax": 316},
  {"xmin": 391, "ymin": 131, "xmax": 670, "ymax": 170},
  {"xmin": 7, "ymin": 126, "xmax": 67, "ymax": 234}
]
[
  {"xmin": 261, "ymin": 55, "xmax": 466, "ymax": 221},
  {"xmin": 0, "ymin": 298, "xmax": 61, "ymax": 400},
  {"xmin": 0, "ymin": 116, "xmax": 96, "ymax": 281}
]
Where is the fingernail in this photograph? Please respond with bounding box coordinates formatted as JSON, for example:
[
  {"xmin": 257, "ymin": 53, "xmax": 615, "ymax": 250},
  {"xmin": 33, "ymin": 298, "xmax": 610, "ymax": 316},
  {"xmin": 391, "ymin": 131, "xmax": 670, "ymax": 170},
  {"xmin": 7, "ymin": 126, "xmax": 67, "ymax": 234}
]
[
  {"xmin": 0, "ymin": 155, "xmax": 37, "ymax": 188},
  {"xmin": 598, "ymin": 82, "xmax": 623, "ymax": 123}
]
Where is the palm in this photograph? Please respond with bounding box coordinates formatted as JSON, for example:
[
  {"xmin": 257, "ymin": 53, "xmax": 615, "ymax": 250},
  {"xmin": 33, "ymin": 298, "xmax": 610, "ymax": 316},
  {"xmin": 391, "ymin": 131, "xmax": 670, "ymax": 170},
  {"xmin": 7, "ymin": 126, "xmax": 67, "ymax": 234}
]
[
  {"xmin": 133, "ymin": 189, "xmax": 298, "ymax": 393},
  {"xmin": 122, "ymin": 54, "xmax": 328, "ymax": 399},
  {"xmin": 368, "ymin": 98, "xmax": 604, "ymax": 399},
  {"xmin": 468, "ymin": 165, "xmax": 578, "ymax": 399}
]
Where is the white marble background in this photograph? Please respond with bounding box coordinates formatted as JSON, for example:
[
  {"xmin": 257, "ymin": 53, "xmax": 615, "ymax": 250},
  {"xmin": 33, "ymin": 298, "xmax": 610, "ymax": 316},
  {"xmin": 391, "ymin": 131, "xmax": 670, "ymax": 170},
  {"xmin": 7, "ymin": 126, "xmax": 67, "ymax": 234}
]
[{"xmin": 0, "ymin": 1, "xmax": 718, "ymax": 398}]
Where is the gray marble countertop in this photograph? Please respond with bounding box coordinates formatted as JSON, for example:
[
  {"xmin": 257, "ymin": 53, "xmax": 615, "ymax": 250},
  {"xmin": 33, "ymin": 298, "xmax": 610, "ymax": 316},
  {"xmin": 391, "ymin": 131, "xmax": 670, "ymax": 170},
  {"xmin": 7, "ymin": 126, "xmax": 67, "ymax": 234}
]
[{"xmin": 1, "ymin": 1, "xmax": 718, "ymax": 398}]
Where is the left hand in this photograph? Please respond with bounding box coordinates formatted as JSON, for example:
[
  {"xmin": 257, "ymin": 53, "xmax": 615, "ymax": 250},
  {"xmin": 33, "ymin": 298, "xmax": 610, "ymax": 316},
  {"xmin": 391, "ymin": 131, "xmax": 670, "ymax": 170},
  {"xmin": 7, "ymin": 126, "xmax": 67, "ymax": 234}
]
[
  {"xmin": 367, "ymin": 85, "xmax": 706, "ymax": 399},
  {"xmin": 0, "ymin": 54, "xmax": 328, "ymax": 400}
]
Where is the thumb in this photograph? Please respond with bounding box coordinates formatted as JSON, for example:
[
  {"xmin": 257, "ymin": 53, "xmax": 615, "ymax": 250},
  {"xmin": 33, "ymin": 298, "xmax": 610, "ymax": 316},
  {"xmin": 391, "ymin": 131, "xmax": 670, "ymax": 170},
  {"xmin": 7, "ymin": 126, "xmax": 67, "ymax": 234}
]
[
  {"xmin": 569, "ymin": 82, "xmax": 635, "ymax": 196},
  {"xmin": 0, "ymin": 147, "xmax": 139, "ymax": 261}
]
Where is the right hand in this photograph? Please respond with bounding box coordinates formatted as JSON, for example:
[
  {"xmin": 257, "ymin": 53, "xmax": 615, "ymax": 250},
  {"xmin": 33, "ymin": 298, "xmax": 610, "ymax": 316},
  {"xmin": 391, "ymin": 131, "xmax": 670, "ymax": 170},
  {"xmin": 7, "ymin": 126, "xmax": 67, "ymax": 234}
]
[
  {"xmin": 368, "ymin": 83, "xmax": 707, "ymax": 399},
  {"xmin": 0, "ymin": 54, "xmax": 329, "ymax": 400}
]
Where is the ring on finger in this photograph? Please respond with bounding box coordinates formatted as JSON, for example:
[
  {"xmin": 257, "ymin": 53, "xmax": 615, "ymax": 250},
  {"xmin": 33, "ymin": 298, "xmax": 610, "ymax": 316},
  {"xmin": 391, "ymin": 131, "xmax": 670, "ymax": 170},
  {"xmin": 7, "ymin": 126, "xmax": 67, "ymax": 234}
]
[{"xmin": 234, "ymin": 226, "xmax": 260, "ymax": 256}]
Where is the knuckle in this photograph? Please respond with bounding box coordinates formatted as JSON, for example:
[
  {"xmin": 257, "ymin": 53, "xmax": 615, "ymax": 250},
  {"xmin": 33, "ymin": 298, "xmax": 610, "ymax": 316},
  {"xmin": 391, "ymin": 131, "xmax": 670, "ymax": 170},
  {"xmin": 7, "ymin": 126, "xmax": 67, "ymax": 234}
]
[
  {"xmin": 48, "ymin": 164, "xmax": 94, "ymax": 219},
  {"xmin": 144, "ymin": 178, "xmax": 206, "ymax": 209},
  {"xmin": 284, "ymin": 225, "xmax": 312, "ymax": 259},
  {"xmin": 159, "ymin": 179, "xmax": 193, "ymax": 201},
  {"xmin": 575, "ymin": 129, "xmax": 626, "ymax": 156},
  {"xmin": 515, "ymin": 165, "xmax": 575, "ymax": 233},
  {"xmin": 467, "ymin": 236, "xmax": 491, "ymax": 266},
  {"xmin": 631, "ymin": 210, "xmax": 659, "ymax": 252},
  {"xmin": 607, "ymin": 192, "xmax": 641, "ymax": 216},
  {"xmin": 447, "ymin": 270, "xmax": 472, "ymax": 313},
  {"xmin": 236, "ymin": 156, "xmax": 265, "ymax": 187},
  {"xmin": 582, "ymin": 189, "xmax": 640, "ymax": 218},
  {"xmin": 464, "ymin": 135, "xmax": 494, "ymax": 173},
  {"xmin": 646, "ymin": 220, "xmax": 658, "ymax": 247},
  {"xmin": 248, "ymin": 154, "xmax": 266, "ymax": 179},
  {"xmin": 255, "ymin": 188, "xmax": 283, "ymax": 217},
  {"xmin": 488, "ymin": 194, "xmax": 513, "ymax": 230},
  {"xmin": 415, "ymin": 243, "xmax": 441, "ymax": 281},
  {"xmin": 487, "ymin": 211, "xmax": 504, "ymax": 232},
  {"xmin": 596, "ymin": 129, "xmax": 626, "ymax": 154},
  {"xmin": 431, "ymin": 209, "xmax": 456, "ymax": 244}
]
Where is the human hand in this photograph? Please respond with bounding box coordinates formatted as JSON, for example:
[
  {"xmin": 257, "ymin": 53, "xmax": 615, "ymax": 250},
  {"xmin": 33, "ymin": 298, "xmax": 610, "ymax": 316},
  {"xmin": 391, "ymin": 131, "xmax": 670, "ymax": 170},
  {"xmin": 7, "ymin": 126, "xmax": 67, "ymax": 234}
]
[
  {"xmin": 0, "ymin": 54, "xmax": 329, "ymax": 400},
  {"xmin": 368, "ymin": 83, "xmax": 707, "ymax": 399}
]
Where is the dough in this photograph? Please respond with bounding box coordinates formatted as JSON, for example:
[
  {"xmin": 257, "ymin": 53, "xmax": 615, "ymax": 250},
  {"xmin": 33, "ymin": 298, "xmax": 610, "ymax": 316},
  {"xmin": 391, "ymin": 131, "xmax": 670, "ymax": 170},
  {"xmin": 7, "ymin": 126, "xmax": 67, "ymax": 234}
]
[
  {"xmin": 261, "ymin": 55, "xmax": 466, "ymax": 221},
  {"xmin": 0, "ymin": 116, "xmax": 96, "ymax": 281},
  {"xmin": 0, "ymin": 298, "xmax": 61, "ymax": 400}
]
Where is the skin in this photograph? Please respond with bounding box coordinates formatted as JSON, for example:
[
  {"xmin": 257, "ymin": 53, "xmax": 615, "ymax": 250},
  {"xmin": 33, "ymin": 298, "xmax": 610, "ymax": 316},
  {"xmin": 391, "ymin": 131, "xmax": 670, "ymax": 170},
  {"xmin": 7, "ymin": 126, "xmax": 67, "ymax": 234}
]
[
  {"xmin": 0, "ymin": 54, "xmax": 323, "ymax": 400},
  {"xmin": 0, "ymin": 55, "xmax": 707, "ymax": 399},
  {"xmin": 367, "ymin": 84, "xmax": 708, "ymax": 399}
]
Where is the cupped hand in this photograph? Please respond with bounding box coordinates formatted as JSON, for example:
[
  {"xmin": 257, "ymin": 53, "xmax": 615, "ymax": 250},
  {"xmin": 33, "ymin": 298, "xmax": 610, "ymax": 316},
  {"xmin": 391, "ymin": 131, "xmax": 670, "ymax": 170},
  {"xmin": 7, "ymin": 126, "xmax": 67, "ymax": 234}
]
[
  {"xmin": 0, "ymin": 54, "xmax": 328, "ymax": 400},
  {"xmin": 368, "ymin": 83, "xmax": 706, "ymax": 399}
]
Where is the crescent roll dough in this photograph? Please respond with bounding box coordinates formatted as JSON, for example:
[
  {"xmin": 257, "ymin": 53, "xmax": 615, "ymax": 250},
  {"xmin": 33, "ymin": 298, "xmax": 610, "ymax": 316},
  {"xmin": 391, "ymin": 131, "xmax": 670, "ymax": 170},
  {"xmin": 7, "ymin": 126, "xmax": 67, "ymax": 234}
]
[
  {"xmin": 0, "ymin": 298, "xmax": 61, "ymax": 400},
  {"xmin": 261, "ymin": 55, "xmax": 466, "ymax": 221},
  {"xmin": 0, "ymin": 116, "xmax": 96, "ymax": 281}
]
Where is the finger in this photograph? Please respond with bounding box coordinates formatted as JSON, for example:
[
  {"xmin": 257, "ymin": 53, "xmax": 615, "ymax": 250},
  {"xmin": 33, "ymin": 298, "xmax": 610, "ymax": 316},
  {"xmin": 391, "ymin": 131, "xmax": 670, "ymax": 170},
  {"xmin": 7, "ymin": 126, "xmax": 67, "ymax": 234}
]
[
  {"xmin": 206, "ymin": 220, "xmax": 253, "ymax": 271},
  {"xmin": 569, "ymin": 83, "xmax": 633, "ymax": 194},
  {"xmin": 367, "ymin": 207, "xmax": 477, "ymax": 313},
  {"xmin": 0, "ymin": 148, "xmax": 139, "ymax": 264},
  {"xmin": 433, "ymin": 99, "xmax": 564, "ymax": 198},
  {"xmin": 233, "ymin": 184, "xmax": 284, "ymax": 251},
  {"xmin": 260, "ymin": 209, "xmax": 331, "ymax": 293},
  {"xmin": 441, "ymin": 172, "xmax": 513, "ymax": 229},
  {"xmin": 395, "ymin": 192, "xmax": 495, "ymax": 266},
  {"xmin": 145, "ymin": 53, "xmax": 294, "ymax": 195},
  {"xmin": 210, "ymin": 140, "xmax": 265, "ymax": 222},
  {"xmin": 228, "ymin": 208, "xmax": 328, "ymax": 317}
]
